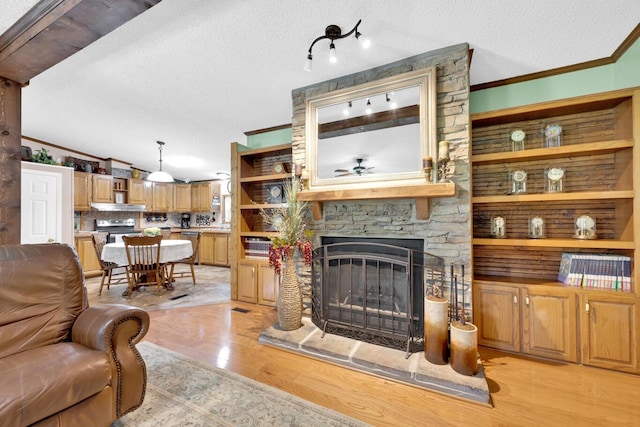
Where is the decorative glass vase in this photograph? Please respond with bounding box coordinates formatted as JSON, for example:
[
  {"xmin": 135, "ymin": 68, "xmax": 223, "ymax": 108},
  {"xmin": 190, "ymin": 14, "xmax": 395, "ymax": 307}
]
[{"xmin": 277, "ymin": 248, "xmax": 303, "ymax": 331}]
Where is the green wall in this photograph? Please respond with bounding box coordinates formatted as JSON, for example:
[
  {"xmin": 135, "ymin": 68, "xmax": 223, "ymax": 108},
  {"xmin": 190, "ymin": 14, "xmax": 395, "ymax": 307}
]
[
  {"xmin": 246, "ymin": 127, "xmax": 292, "ymax": 149},
  {"xmin": 248, "ymin": 38, "xmax": 640, "ymax": 146},
  {"xmin": 471, "ymin": 37, "xmax": 640, "ymax": 114}
]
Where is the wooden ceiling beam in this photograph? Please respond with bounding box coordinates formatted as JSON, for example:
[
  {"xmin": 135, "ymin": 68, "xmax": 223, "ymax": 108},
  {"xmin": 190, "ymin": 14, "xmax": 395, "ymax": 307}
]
[{"xmin": 0, "ymin": 0, "xmax": 161, "ymax": 84}]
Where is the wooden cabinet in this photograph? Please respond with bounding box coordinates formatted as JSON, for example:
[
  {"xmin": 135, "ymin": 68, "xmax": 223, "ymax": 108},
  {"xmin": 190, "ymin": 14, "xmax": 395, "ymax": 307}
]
[
  {"xmin": 474, "ymin": 281, "xmax": 577, "ymax": 362},
  {"xmin": 238, "ymin": 259, "xmax": 258, "ymax": 303},
  {"xmin": 199, "ymin": 232, "xmax": 215, "ymax": 264},
  {"xmin": 471, "ymin": 88, "xmax": 640, "ymax": 373},
  {"xmin": 73, "ymin": 172, "xmax": 92, "ymax": 210},
  {"xmin": 580, "ymin": 292, "xmax": 639, "ymax": 373},
  {"xmin": 174, "ymin": 184, "xmax": 192, "ymax": 212},
  {"xmin": 74, "ymin": 235, "xmax": 101, "ymax": 278},
  {"xmin": 92, "ymin": 175, "xmax": 113, "ymax": 203},
  {"xmin": 199, "ymin": 232, "xmax": 230, "ymax": 267},
  {"xmin": 128, "ymin": 179, "xmax": 146, "ymax": 204},
  {"xmin": 213, "ymin": 233, "xmax": 229, "ymax": 266},
  {"xmin": 230, "ymin": 142, "xmax": 292, "ymax": 304},
  {"xmin": 145, "ymin": 182, "xmax": 172, "ymax": 211},
  {"xmin": 257, "ymin": 262, "xmax": 278, "ymax": 306},
  {"xmin": 191, "ymin": 181, "xmax": 219, "ymax": 212}
]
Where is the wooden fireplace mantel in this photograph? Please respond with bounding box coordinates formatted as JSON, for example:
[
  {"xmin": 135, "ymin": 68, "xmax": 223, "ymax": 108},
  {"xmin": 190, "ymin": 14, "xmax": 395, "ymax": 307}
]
[{"xmin": 297, "ymin": 182, "xmax": 456, "ymax": 220}]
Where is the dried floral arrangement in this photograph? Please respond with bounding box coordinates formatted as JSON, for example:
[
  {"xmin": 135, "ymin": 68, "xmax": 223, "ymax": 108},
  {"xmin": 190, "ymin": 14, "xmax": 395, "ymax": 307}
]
[{"xmin": 259, "ymin": 177, "xmax": 313, "ymax": 274}]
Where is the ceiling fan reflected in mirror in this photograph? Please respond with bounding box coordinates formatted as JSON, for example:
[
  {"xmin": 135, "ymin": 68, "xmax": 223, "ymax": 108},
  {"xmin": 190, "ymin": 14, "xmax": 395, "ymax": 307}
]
[{"xmin": 335, "ymin": 158, "xmax": 375, "ymax": 176}]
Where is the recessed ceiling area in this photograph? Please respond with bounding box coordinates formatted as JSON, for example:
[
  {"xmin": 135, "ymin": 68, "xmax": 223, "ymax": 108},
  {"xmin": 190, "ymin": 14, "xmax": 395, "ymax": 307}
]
[{"xmin": 1, "ymin": 0, "xmax": 638, "ymax": 181}]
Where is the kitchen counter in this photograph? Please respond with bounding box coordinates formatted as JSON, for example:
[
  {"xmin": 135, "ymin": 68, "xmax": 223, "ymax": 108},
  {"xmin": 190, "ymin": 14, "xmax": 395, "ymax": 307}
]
[{"xmin": 172, "ymin": 228, "xmax": 231, "ymax": 234}]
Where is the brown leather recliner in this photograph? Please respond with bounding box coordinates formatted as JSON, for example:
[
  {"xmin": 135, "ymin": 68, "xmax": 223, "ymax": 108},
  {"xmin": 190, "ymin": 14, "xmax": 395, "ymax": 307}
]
[{"xmin": 0, "ymin": 244, "xmax": 150, "ymax": 427}]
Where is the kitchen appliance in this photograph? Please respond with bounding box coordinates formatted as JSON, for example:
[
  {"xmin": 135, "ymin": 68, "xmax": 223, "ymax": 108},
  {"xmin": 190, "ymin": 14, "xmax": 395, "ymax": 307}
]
[
  {"xmin": 181, "ymin": 213, "xmax": 191, "ymax": 229},
  {"xmin": 180, "ymin": 231, "xmax": 199, "ymax": 263},
  {"xmin": 95, "ymin": 218, "xmax": 141, "ymax": 243}
]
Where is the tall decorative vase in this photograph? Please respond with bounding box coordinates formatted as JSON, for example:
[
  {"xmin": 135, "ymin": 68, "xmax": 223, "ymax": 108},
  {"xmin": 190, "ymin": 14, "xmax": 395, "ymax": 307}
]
[
  {"xmin": 424, "ymin": 296, "xmax": 449, "ymax": 364},
  {"xmin": 450, "ymin": 321, "xmax": 478, "ymax": 376},
  {"xmin": 277, "ymin": 249, "xmax": 303, "ymax": 331}
]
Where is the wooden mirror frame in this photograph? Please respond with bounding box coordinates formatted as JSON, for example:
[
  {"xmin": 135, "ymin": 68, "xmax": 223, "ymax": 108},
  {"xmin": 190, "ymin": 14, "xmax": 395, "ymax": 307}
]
[{"xmin": 305, "ymin": 67, "xmax": 437, "ymax": 190}]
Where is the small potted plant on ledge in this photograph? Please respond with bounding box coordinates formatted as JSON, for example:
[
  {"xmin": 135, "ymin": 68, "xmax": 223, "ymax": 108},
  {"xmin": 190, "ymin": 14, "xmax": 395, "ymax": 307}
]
[{"xmin": 260, "ymin": 177, "xmax": 313, "ymax": 331}]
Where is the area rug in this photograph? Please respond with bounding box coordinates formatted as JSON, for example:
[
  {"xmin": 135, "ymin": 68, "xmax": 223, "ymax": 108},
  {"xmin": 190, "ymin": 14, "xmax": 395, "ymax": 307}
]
[
  {"xmin": 86, "ymin": 265, "xmax": 230, "ymax": 311},
  {"xmin": 111, "ymin": 341, "xmax": 369, "ymax": 427}
]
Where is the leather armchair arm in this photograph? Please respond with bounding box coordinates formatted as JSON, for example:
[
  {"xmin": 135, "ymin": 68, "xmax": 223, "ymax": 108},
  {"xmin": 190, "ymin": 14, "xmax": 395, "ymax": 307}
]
[{"xmin": 71, "ymin": 304, "xmax": 150, "ymax": 417}]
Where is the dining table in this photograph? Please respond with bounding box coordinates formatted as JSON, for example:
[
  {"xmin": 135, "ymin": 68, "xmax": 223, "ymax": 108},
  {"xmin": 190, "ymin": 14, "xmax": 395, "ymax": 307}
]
[
  {"xmin": 101, "ymin": 239, "xmax": 194, "ymax": 266},
  {"xmin": 101, "ymin": 239, "xmax": 194, "ymax": 293}
]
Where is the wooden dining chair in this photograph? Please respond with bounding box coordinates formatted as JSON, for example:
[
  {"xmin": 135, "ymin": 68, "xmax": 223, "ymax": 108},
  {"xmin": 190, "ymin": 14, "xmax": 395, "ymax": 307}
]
[
  {"xmin": 167, "ymin": 232, "xmax": 200, "ymax": 286},
  {"xmin": 91, "ymin": 234, "xmax": 128, "ymax": 295},
  {"xmin": 122, "ymin": 235, "xmax": 164, "ymax": 297}
]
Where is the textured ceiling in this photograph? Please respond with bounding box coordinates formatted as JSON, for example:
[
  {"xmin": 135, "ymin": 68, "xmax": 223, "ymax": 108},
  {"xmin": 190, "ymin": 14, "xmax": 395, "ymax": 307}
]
[{"xmin": 1, "ymin": 0, "xmax": 639, "ymax": 181}]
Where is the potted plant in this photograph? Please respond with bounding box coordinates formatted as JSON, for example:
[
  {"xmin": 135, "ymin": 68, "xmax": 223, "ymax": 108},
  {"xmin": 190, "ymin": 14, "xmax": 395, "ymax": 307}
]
[
  {"xmin": 260, "ymin": 177, "xmax": 313, "ymax": 331},
  {"xmin": 32, "ymin": 148, "xmax": 57, "ymax": 165}
]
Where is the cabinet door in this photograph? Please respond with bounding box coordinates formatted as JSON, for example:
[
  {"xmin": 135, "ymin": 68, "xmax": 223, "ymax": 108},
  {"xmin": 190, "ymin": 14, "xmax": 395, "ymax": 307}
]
[
  {"xmin": 192, "ymin": 182, "xmax": 214, "ymax": 211},
  {"xmin": 174, "ymin": 184, "xmax": 192, "ymax": 212},
  {"xmin": 522, "ymin": 287, "xmax": 577, "ymax": 362},
  {"xmin": 92, "ymin": 175, "xmax": 113, "ymax": 203},
  {"xmin": 128, "ymin": 179, "xmax": 146, "ymax": 204},
  {"xmin": 76, "ymin": 236, "xmax": 101, "ymax": 277},
  {"xmin": 238, "ymin": 260, "xmax": 258, "ymax": 303},
  {"xmin": 258, "ymin": 262, "xmax": 278, "ymax": 306},
  {"xmin": 152, "ymin": 183, "xmax": 171, "ymax": 211},
  {"xmin": 580, "ymin": 294, "xmax": 638, "ymax": 373},
  {"xmin": 73, "ymin": 172, "xmax": 91, "ymax": 210},
  {"xmin": 199, "ymin": 233, "xmax": 214, "ymax": 265},
  {"xmin": 473, "ymin": 282, "xmax": 521, "ymax": 352},
  {"xmin": 213, "ymin": 234, "xmax": 229, "ymax": 266}
]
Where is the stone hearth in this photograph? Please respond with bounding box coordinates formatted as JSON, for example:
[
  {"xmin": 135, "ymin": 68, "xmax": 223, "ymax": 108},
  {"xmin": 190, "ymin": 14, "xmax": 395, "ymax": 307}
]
[{"xmin": 259, "ymin": 318, "xmax": 491, "ymax": 406}]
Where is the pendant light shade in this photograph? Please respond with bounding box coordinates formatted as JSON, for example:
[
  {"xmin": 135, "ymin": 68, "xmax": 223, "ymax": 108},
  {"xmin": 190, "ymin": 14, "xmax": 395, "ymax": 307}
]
[{"xmin": 147, "ymin": 141, "xmax": 174, "ymax": 182}]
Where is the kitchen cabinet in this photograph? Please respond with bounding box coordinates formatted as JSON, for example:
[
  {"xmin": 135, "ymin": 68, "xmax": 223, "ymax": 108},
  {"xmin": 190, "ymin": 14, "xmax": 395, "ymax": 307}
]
[
  {"xmin": 471, "ymin": 88, "xmax": 640, "ymax": 373},
  {"xmin": 73, "ymin": 172, "xmax": 92, "ymax": 210},
  {"xmin": 75, "ymin": 235, "xmax": 101, "ymax": 278},
  {"xmin": 92, "ymin": 175, "xmax": 113, "ymax": 203},
  {"xmin": 230, "ymin": 142, "xmax": 292, "ymax": 304},
  {"xmin": 145, "ymin": 182, "xmax": 172, "ymax": 211},
  {"xmin": 191, "ymin": 181, "xmax": 218, "ymax": 212},
  {"xmin": 128, "ymin": 179, "xmax": 146, "ymax": 204},
  {"xmin": 213, "ymin": 233, "xmax": 229, "ymax": 266},
  {"xmin": 173, "ymin": 184, "xmax": 192, "ymax": 212},
  {"xmin": 199, "ymin": 232, "xmax": 215, "ymax": 265},
  {"xmin": 199, "ymin": 231, "xmax": 230, "ymax": 267}
]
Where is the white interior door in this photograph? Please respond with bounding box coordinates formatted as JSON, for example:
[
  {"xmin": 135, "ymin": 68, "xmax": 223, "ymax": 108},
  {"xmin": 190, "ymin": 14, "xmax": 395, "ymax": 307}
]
[{"xmin": 21, "ymin": 163, "xmax": 74, "ymax": 245}]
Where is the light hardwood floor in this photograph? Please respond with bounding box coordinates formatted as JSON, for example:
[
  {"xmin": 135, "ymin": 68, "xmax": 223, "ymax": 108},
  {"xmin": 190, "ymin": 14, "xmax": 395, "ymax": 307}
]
[{"xmin": 144, "ymin": 302, "xmax": 640, "ymax": 426}]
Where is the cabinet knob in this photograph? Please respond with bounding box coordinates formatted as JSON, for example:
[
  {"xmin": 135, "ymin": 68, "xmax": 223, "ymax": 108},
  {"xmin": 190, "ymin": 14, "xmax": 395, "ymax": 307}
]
[
  {"xmin": 513, "ymin": 294, "xmax": 518, "ymax": 305},
  {"xmin": 525, "ymin": 295, "xmax": 530, "ymax": 306}
]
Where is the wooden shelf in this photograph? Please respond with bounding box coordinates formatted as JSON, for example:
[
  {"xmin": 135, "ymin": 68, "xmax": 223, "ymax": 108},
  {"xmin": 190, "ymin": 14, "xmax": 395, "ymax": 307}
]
[
  {"xmin": 240, "ymin": 203, "xmax": 287, "ymax": 210},
  {"xmin": 298, "ymin": 181, "xmax": 456, "ymax": 220},
  {"xmin": 471, "ymin": 140, "xmax": 633, "ymax": 164},
  {"xmin": 240, "ymin": 173, "xmax": 290, "ymax": 183},
  {"xmin": 472, "ymin": 190, "xmax": 634, "ymax": 204},
  {"xmin": 239, "ymin": 231, "xmax": 280, "ymax": 238},
  {"xmin": 472, "ymin": 238, "xmax": 635, "ymax": 250}
]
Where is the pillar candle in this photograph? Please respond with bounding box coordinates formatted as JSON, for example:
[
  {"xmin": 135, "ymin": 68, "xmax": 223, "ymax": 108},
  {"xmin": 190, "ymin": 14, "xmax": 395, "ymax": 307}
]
[
  {"xmin": 294, "ymin": 162, "xmax": 302, "ymax": 176},
  {"xmin": 438, "ymin": 140, "xmax": 450, "ymax": 160},
  {"xmin": 422, "ymin": 156, "xmax": 433, "ymax": 168}
]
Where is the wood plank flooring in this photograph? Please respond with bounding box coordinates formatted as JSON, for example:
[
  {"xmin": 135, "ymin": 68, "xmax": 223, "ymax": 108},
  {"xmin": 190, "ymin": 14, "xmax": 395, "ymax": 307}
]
[{"xmin": 144, "ymin": 302, "xmax": 640, "ymax": 426}]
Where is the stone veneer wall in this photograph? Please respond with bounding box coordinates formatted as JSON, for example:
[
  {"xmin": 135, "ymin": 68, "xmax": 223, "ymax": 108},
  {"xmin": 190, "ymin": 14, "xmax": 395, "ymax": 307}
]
[{"xmin": 291, "ymin": 43, "xmax": 472, "ymax": 316}]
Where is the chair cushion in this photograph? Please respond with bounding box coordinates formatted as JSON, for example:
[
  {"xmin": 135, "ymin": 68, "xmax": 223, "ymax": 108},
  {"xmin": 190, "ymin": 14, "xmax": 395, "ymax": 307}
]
[
  {"xmin": 0, "ymin": 244, "xmax": 86, "ymax": 359},
  {"xmin": 0, "ymin": 342, "xmax": 111, "ymax": 427}
]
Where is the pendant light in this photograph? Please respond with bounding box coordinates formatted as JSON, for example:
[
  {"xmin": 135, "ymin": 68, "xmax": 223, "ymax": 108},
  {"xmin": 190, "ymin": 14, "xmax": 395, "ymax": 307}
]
[{"xmin": 147, "ymin": 141, "xmax": 174, "ymax": 182}]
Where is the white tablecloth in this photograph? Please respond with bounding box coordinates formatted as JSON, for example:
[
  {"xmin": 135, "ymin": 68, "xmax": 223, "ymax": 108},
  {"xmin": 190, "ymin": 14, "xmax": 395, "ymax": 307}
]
[{"xmin": 101, "ymin": 239, "xmax": 193, "ymax": 266}]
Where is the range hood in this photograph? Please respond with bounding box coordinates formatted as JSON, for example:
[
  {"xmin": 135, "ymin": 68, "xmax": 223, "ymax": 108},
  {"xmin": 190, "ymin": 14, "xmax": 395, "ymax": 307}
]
[{"xmin": 91, "ymin": 203, "xmax": 146, "ymax": 212}]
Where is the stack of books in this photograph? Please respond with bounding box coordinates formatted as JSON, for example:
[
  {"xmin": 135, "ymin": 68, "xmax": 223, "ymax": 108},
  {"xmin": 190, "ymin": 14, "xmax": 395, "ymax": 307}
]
[{"xmin": 558, "ymin": 253, "xmax": 631, "ymax": 291}]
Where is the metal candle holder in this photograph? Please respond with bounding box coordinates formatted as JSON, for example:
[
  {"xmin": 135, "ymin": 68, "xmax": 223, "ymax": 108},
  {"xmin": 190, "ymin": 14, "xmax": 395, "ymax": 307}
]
[{"xmin": 438, "ymin": 156, "xmax": 451, "ymax": 182}]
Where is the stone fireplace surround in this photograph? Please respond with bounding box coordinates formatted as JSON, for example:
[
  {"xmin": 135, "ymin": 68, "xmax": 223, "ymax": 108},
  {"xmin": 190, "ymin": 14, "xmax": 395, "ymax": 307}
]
[{"xmin": 290, "ymin": 43, "xmax": 472, "ymax": 318}]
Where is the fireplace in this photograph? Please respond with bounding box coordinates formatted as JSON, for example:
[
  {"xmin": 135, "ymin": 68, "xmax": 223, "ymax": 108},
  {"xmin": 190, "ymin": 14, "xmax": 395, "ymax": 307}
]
[{"xmin": 311, "ymin": 237, "xmax": 445, "ymax": 356}]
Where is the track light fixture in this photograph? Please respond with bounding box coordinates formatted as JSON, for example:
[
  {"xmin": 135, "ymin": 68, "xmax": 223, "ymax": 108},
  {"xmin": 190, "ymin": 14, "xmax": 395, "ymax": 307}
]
[{"xmin": 304, "ymin": 19, "xmax": 369, "ymax": 72}]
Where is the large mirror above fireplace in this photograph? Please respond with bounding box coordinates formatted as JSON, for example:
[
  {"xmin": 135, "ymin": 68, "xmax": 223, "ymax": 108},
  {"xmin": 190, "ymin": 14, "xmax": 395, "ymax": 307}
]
[{"xmin": 305, "ymin": 67, "xmax": 437, "ymax": 190}]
